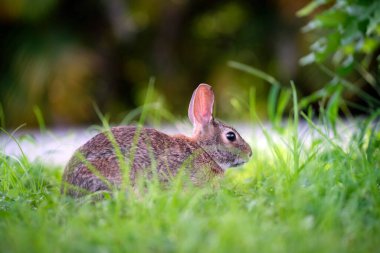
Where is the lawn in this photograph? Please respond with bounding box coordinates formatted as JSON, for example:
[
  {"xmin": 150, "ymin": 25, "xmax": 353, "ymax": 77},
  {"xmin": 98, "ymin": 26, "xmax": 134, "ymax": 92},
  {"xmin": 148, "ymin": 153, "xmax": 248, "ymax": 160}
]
[{"xmin": 1, "ymin": 112, "xmax": 379, "ymax": 253}]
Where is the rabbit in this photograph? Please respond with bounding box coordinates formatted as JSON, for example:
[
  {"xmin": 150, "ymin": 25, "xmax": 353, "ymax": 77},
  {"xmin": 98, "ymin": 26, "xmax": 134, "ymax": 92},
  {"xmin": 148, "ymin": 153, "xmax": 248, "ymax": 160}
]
[{"xmin": 61, "ymin": 84, "xmax": 252, "ymax": 197}]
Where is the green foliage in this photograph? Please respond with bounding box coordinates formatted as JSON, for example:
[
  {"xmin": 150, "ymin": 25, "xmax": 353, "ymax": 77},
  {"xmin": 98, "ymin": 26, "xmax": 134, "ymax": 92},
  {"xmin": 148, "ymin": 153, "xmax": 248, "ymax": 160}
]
[
  {"xmin": 232, "ymin": 0, "xmax": 380, "ymax": 132},
  {"xmin": 298, "ymin": 0, "xmax": 380, "ymax": 115},
  {"xmin": 298, "ymin": 0, "xmax": 380, "ymax": 70},
  {"xmin": 1, "ymin": 99, "xmax": 380, "ymax": 252}
]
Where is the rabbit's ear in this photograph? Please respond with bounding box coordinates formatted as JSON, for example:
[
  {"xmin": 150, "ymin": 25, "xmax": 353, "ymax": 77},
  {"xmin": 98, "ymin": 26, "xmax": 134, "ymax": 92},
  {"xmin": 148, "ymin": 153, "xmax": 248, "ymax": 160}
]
[{"xmin": 188, "ymin": 83, "xmax": 214, "ymax": 128}]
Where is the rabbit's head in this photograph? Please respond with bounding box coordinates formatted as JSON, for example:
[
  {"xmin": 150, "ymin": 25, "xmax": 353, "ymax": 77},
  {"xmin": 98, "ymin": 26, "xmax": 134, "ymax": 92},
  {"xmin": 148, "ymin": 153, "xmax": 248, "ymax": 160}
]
[{"xmin": 188, "ymin": 84, "xmax": 252, "ymax": 170}]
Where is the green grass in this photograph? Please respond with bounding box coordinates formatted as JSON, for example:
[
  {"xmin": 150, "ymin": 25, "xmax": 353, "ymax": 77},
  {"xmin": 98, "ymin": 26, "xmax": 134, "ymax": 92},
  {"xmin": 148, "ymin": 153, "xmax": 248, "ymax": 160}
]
[
  {"xmin": 1, "ymin": 82, "xmax": 380, "ymax": 252},
  {"xmin": 1, "ymin": 114, "xmax": 380, "ymax": 253}
]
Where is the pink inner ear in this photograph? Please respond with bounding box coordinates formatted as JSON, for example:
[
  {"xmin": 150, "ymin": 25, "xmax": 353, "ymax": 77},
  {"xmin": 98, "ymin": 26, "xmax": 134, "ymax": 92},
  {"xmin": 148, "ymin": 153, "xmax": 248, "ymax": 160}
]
[{"xmin": 194, "ymin": 84, "xmax": 214, "ymax": 125}]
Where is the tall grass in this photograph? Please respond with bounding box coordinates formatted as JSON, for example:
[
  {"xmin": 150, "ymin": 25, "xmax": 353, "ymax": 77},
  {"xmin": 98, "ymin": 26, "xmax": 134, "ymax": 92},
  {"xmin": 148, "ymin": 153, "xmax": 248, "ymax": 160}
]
[{"xmin": 1, "ymin": 84, "xmax": 380, "ymax": 253}]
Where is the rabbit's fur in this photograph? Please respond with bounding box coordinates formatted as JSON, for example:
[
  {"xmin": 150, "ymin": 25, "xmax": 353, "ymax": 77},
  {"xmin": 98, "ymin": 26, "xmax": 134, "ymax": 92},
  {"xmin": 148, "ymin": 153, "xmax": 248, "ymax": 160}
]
[{"xmin": 62, "ymin": 84, "xmax": 252, "ymax": 197}]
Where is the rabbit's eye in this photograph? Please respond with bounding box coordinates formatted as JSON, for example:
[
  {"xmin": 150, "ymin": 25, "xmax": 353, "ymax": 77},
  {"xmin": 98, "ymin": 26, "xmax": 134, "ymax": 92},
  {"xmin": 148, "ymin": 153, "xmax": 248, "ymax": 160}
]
[{"xmin": 226, "ymin": 131, "xmax": 236, "ymax": 142}]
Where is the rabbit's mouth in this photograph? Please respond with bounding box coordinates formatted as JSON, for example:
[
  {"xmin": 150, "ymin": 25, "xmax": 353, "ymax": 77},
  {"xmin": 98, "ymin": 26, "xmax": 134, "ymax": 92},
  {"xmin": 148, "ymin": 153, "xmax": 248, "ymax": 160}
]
[
  {"xmin": 231, "ymin": 161, "xmax": 246, "ymax": 167},
  {"xmin": 214, "ymin": 154, "xmax": 248, "ymax": 170}
]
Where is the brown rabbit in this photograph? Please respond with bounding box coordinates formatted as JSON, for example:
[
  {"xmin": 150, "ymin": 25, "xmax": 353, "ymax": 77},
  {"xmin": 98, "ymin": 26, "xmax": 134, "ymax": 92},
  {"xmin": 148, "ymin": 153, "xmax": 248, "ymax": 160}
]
[{"xmin": 61, "ymin": 84, "xmax": 252, "ymax": 197}]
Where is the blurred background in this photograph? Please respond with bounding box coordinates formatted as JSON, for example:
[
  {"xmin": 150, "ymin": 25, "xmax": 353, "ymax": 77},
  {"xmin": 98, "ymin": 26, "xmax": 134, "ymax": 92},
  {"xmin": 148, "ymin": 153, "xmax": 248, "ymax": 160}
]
[{"xmin": 0, "ymin": 0, "xmax": 378, "ymax": 128}]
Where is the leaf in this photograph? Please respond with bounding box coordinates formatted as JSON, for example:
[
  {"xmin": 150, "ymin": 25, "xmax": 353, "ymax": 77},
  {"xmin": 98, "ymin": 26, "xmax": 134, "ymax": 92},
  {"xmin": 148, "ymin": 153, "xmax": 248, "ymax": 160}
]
[
  {"xmin": 316, "ymin": 10, "xmax": 348, "ymax": 28},
  {"xmin": 315, "ymin": 33, "xmax": 341, "ymax": 62},
  {"xmin": 276, "ymin": 88, "xmax": 292, "ymax": 125},
  {"xmin": 361, "ymin": 38, "xmax": 379, "ymax": 53},
  {"xmin": 367, "ymin": 8, "xmax": 380, "ymax": 35},
  {"xmin": 299, "ymin": 53, "xmax": 316, "ymax": 66},
  {"xmin": 336, "ymin": 55, "xmax": 355, "ymax": 76},
  {"xmin": 342, "ymin": 43, "xmax": 355, "ymax": 55},
  {"xmin": 326, "ymin": 85, "xmax": 343, "ymax": 129},
  {"xmin": 268, "ymin": 85, "xmax": 280, "ymax": 123},
  {"xmin": 302, "ymin": 20, "xmax": 323, "ymax": 32},
  {"xmin": 33, "ymin": 106, "xmax": 46, "ymax": 133},
  {"xmin": 228, "ymin": 61, "xmax": 281, "ymax": 87},
  {"xmin": 297, "ymin": 0, "xmax": 329, "ymax": 17},
  {"xmin": 299, "ymin": 89, "xmax": 328, "ymax": 109}
]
